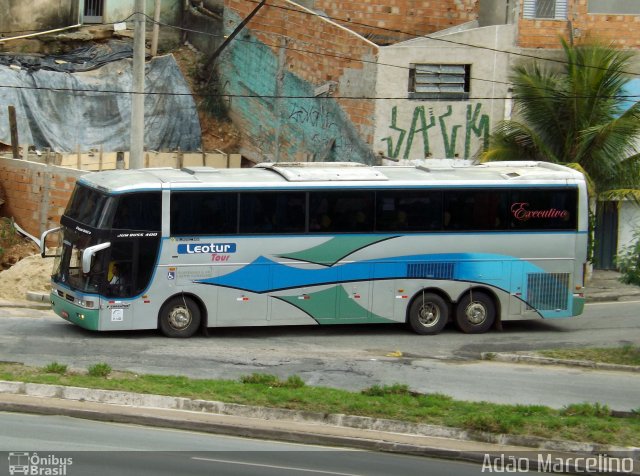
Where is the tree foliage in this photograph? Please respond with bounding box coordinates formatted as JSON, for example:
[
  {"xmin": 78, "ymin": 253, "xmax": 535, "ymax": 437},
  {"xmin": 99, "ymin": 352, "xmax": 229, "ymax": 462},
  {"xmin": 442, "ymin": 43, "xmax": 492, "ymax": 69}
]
[
  {"xmin": 480, "ymin": 39, "xmax": 640, "ymax": 201},
  {"xmin": 617, "ymin": 229, "xmax": 640, "ymax": 285}
]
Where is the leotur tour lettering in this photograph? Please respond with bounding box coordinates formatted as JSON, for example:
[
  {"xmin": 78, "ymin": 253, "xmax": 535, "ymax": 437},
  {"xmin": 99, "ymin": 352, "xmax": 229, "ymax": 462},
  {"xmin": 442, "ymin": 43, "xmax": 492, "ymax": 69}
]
[{"xmin": 177, "ymin": 243, "xmax": 237, "ymax": 254}]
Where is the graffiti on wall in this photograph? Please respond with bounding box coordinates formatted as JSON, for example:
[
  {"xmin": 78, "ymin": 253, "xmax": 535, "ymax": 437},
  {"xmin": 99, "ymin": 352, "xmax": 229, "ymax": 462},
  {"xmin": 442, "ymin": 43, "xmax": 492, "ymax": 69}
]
[
  {"xmin": 219, "ymin": 8, "xmax": 379, "ymax": 163},
  {"xmin": 381, "ymin": 103, "xmax": 490, "ymax": 160},
  {"xmin": 287, "ymin": 101, "xmax": 359, "ymax": 159},
  {"xmin": 288, "ymin": 102, "xmax": 338, "ymax": 131}
]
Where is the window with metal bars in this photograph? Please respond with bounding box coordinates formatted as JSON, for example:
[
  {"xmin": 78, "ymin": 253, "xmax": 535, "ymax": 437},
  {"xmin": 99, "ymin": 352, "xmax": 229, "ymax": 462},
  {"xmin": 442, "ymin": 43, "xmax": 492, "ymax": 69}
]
[
  {"xmin": 84, "ymin": 0, "xmax": 104, "ymax": 23},
  {"xmin": 408, "ymin": 64, "xmax": 470, "ymax": 100},
  {"xmin": 523, "ymin": 0, "xmax": 567, "ymax": 19}
]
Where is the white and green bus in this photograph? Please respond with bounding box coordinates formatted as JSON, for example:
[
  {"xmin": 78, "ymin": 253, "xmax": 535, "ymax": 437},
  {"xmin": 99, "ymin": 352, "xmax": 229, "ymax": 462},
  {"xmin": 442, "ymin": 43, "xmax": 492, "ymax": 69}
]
[{"xmin": 41, "ymin": 161, "xmax": 588, "ymax": 338}]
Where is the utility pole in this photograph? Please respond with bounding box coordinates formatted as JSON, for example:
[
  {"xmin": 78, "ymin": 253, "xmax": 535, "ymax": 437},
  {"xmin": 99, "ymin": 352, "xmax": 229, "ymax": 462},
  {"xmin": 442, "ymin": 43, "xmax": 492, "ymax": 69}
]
[
  {"xmin": 203, "ymin": 0, "xmax": 266, "ymax": 81},
  {"xmin": 129, "ymin": 0, "xmax": 146, "ymax": 169},
  {"xmin": 150, "ymin": 0, "xmax": 161, "ymax": 57}
]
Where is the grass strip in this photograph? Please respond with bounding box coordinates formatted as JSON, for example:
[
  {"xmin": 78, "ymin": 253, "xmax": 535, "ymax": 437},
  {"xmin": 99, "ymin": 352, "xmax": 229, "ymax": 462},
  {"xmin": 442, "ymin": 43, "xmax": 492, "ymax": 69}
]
[
  {"xmin": 0, "ymin": 362, "xmax": 638, "ymax": 447},
  {"xmin": 538, "ymin": 344, "xmax": 640, "ymax": 367}
]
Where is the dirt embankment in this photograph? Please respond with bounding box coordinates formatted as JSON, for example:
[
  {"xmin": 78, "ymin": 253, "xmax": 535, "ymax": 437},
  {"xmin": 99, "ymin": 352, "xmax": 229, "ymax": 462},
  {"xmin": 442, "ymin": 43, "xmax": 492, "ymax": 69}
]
[
  {"xmin": 0, "ymin": 218, "xmax": 51, "ymax": 301},
  {"xmin": 0, "ymin": 253, "xmax": 52, "ymax": 301}
]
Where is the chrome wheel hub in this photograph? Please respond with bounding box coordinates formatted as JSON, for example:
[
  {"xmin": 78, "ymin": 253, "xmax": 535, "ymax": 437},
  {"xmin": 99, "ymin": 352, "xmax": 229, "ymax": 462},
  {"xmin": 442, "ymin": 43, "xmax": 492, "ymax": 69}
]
[
  {"xmin": 465, "ymin": 302, "xmax": 487, "ymax": 325},
  {"xmin": 168, "ymin": 306, "xmax": 191, "ymax": 330},
  {"xmin": 418, "ymin": 303, "xmax": 440, "ymax": 327}
]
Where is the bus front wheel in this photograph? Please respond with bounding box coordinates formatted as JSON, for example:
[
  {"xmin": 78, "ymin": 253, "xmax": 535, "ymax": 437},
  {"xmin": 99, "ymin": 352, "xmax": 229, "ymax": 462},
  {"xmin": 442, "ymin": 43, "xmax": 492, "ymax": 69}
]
[
  {"xmin": 159, "ymin": 296, "xmax": 201, "ymax": 338},
  {"xmin": 455, "ymin": 291, "xmax": 495, "ymax": 334},
  {"xmin": 407, "ymin": 292, "xmax": 448, "ymax": 335}
]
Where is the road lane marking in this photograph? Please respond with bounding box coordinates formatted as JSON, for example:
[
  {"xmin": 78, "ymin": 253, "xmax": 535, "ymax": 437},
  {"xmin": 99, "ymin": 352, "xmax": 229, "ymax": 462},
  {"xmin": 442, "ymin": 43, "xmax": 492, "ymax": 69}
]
[
  {"xmin": 586, "ymin": 300, "xmax": 640, "ymax": 306},
  {"xmin": 191, "ymin": 457, "xmax": 361, "ymax": 475}
]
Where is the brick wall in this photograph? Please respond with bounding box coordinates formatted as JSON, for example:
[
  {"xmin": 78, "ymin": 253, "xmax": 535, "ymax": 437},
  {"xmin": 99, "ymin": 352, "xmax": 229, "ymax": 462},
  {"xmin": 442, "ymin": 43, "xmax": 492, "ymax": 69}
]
[
  {"xmin": 222, "ymin": 0, "xmax": 379, "ymax": 162},
  {"xmin": 0, "ymin": 157, "xmax": 84, "ymax": 238},
  {"xmin": 518, "ymin": 0, "xmax": 640, "ymax": 49},
  {"xmin": 311, "ymin": 0, "xmax": 480, "ymax": 44},
  {"xmin": 518, "ymin": 19, "xmax": 571, "ymax": 49}
]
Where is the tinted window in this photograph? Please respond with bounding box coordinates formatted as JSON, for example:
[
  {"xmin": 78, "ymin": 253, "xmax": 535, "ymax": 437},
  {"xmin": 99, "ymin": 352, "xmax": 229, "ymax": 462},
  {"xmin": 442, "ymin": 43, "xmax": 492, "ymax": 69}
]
[
  {"xmin": 508, "ymin": 189, "xmax": 577, "ymax": 230},
  {"xmin": 171, "ymin": 192, "xmax": 237, "ymax": 235},
  {"xmin": 376, "ymin": 190, "xmax": 442, "ymax": 232},
  {"xmin": 309, "ymin": 191, "xmax": 374, "ymax": 233},
  {"xmin": 443, "ymin": 190, "xmax": 509, "ymax": 231},
  {"xmin": 65, "ymin": 185, "xmax": 110, "ymax": 227},
  {"xmin": 112, "ymin": 192, "xmax": 161, "ymax": 231},
  {"xmin": 239, "ymin": 192, "xmax": 305, "ymax": 234}
]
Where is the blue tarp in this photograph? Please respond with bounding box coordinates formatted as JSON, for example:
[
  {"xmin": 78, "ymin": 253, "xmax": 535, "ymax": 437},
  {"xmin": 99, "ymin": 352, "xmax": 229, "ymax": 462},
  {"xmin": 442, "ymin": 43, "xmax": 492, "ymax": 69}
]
[{"xmin": 0, "ymin": 41, "xmax": 202, "ymax": 152}]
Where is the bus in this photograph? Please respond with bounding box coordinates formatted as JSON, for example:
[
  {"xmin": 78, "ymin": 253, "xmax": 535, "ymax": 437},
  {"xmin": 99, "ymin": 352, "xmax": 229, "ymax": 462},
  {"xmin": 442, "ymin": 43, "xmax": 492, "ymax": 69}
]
[{"xmin": 40, "ymin": 161, "xmax": 588, "ymax": 338}]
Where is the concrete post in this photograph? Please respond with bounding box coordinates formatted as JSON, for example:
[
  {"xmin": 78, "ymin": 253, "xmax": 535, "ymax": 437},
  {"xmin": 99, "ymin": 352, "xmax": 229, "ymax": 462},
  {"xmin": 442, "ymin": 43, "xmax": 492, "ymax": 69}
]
[
  {"xmin": 130, "ymin": 0, "xmax": 146, "ymax": 169},
  {"xmin": 151, "ymin": 0, "xmax": 161, "ymax": 57},
  {"xmin": 8, "ymin": 106, "xmax": 20, "ymax": 159}
]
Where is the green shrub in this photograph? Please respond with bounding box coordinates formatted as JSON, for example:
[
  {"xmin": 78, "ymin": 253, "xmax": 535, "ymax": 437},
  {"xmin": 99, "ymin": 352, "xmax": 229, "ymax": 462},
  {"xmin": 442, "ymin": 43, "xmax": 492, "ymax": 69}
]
[
  {"xmin": 361, "ymin": 383, "xmax": 411, "ymax": 397},
  {"xmin": 87, "ymin": 363, "xmax": 112, "ymax": 378},
  {"xmin": 561, "ymin": 402, "xmax": 611, "ymax": 417},
  {"xmin": 43, "ymin": 362, "xmax": 67, "ymax": 375},
  {"xmin": 240, "ymin": 373, "xmax": 280, "ymax": 386},
  {"xmin": 617, "ymin": 230, "xmax": 640, "ymax": 286},
  {"xmin": 240, "ymin": 373, "xmax": 306, "ymax": 388},
  {"xmin": 462, "ymin": 414, "xmax": 512, "ymax": 434},
  {"xmin": 284, "ymin": 375, "xmax": 306, "ymax": 389},
  {"xmin": 0, "ymin": 217, "xmax": 20, "ymax": 246}
]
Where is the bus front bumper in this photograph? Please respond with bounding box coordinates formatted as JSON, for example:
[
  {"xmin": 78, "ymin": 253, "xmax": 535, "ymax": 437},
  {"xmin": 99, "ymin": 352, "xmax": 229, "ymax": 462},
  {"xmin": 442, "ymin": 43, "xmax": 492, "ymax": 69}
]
[
  {"xmin": 572, "ymin": 293, "xmax": 586, "ymax": 316},
  {"xmin": 50, "ymin": 292, "xmax": 101, "ymax": 331}
]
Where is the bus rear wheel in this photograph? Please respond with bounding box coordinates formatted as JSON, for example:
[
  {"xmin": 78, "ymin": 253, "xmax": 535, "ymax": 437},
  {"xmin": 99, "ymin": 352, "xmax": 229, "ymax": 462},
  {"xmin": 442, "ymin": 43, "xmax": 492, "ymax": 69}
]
[
  {"xmin": 407, "ymin": 292, "xmax": 448, "ymax": 335},
  {"xmin": 455, "ymin": 291, "xmax": 495, "ymax": 334},
  {"xmin": 159, "ymin": 296, "xmax": 201, "ymax": 338}
]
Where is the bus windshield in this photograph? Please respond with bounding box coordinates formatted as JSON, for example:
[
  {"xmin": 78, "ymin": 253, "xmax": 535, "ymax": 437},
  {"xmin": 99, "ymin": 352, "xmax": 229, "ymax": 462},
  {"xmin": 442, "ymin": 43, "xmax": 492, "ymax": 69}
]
[
  {"xmin": 64, "ymin": 184, "xmax": 111, "ymax": 228},
  {"xmin": 53, "ymin": 229, "xmax": 109, "ymax": 293},
  {"xmin": 53, "ymin": 188, "xmax": 162, "ymax": 298}
]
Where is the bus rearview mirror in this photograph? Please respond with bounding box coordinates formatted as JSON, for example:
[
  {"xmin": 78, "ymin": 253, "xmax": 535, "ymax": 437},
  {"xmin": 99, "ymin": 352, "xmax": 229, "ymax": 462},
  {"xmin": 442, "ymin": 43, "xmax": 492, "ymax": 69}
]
[{"xmin": 82, "ymin": 242, "xmax": 111, "ymax": 274}]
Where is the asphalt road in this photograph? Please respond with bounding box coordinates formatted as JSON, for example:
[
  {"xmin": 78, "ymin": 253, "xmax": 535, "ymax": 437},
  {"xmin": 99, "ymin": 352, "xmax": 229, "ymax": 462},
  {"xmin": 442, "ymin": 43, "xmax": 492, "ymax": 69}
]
[
  {"xmin": 0, "ymin": 300, "xmax": 639, "ymax": 409},
  {"xmin": 0, "ymin": 412, "xmax": 524, "ymax": 476}
]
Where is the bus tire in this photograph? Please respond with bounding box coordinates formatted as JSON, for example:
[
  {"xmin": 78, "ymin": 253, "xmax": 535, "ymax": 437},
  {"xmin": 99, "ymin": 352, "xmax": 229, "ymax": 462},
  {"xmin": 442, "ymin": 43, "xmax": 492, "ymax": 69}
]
[
  {"xmin": 159, "ymin": 296, "xmax": 201, "ymax": 338},
  {"xmin": 455, "ymin": 291, "xmax": 495, "ymax": 334},
  {"xmin": 407, "ymin": 292, "xmax": 448, "ymax": 335}
]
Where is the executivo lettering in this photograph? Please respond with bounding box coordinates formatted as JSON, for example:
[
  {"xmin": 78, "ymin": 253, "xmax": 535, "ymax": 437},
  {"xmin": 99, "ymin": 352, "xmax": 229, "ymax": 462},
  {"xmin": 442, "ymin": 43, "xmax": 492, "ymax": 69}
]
[{"xmin": 510, "ymin": 202, "xmax": 569, "ymax": 221}]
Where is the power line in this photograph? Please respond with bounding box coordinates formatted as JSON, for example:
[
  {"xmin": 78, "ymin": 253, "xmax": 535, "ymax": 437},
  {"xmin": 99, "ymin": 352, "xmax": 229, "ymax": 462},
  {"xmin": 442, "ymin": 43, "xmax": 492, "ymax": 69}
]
[
  {"xmin": 2, "ymin": 7, "xmax": 639, "ymax": 100},
  {"xmin": 1, "ymin": 3, "xmax": 637, "ymax": 82},
  {"xmin": 138, "ymin": 9, "xmax": 640, "ymax": 95},
  {"xmin": 236, "ymin": 0, "xmax": 640, "ymax": 78},
  {"xmin": 0, "ymin": 82, "xmax": 638, "ymax": 102},
  {"xmin": 137, "ymin": 13, "xmax": 514, "ymax": 90},
  {"xmin": 0, "ymin": 13, "xmax": 516, "ymax": 92}
]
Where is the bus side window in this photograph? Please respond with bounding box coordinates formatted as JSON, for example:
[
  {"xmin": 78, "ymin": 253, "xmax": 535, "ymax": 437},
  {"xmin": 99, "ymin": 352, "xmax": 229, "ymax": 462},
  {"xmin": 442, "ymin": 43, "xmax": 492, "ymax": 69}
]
[
  {"xmin": 113, "ymin": 193, "xmax": 161, "ymax": 231},
  {"xmin": 310, "ymin": 191, "xmax": 374, "ymax": 233},
  {"xmin": 376, "ymin": 191, "xmax": 442, "ymax": 232},
  {"xmin": 240, "ymin": 192, "xmax": 305, "ymax": 234}
]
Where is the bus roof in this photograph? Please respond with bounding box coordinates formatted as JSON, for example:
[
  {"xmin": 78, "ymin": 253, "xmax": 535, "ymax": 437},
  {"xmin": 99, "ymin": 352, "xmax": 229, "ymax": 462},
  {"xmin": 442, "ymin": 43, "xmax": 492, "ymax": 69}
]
[{"xmin": 77, "ymin": 161, "xmax": 585, "ymax": 193}]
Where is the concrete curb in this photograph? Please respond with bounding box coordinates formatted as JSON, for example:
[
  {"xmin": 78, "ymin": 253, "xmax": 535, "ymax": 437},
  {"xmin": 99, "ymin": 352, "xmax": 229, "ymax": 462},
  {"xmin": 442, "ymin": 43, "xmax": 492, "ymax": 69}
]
[
  {"xmin": 1, "ymin": 380, "xmax": 638, "ymax": 462},
  {"xmin": 481, "ymin": 352, "xmax": 640, "ymax": 375},
  {"xmin": 25, "ymin": 291, "xmax": 50, "ymax": 303},
  {"xmin": 587, "ymin": 293, "xmax": 640, "ymax": 303},
  {"xmin": 0, "ymin": 291, "xmax": 51, "ymax": 309}
]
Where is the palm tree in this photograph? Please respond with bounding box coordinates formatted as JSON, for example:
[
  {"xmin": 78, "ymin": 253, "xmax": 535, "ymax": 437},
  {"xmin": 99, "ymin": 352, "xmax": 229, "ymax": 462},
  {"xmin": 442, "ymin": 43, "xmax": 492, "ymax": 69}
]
[
  {"xmin": 480, "ymin": 39, "xmax": 640, "ymax": 266},
  {"xmin": 480, "ymin": 39, "xmax": 640, "ymax": 200}
]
